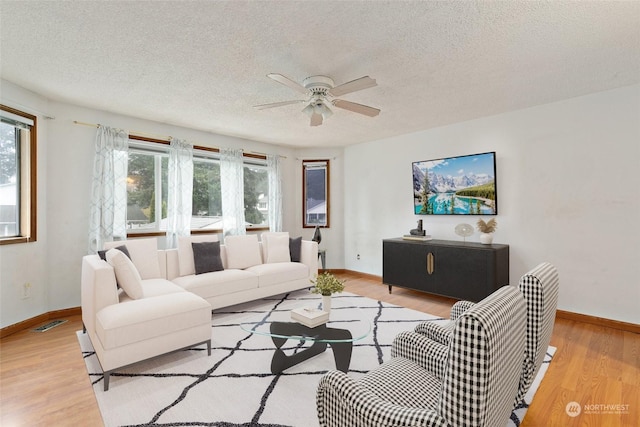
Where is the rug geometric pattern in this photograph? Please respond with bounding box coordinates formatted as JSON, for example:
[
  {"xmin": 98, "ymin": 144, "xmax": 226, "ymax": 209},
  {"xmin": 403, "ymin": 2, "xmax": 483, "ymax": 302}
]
[{"xmin": 77, "ymin": 290, "xmax": 555, "ymax": 426}]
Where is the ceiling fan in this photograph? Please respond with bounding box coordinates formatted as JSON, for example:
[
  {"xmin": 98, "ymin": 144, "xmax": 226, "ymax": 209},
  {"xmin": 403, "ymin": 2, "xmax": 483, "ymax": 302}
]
[{"xmin": 254, "ymin": 73, "xmax": 380, "ymax": 126}]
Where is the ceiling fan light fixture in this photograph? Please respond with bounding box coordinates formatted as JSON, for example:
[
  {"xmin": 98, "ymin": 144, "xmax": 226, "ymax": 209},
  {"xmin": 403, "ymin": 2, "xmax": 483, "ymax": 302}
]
[
  {"xmin": 315, "ymin": 102, "xmax": 333, "ymax": 120},
  {"xmin": 302, "ymin": 103, "xmax": 315, "ymax": 117}
]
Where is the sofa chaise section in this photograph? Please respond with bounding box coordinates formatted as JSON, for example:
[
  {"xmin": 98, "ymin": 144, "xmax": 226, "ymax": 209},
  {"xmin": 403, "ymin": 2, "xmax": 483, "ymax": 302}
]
[{"xmin": 81, "ymin": 238, "xmax": 213, "ymax": 391}]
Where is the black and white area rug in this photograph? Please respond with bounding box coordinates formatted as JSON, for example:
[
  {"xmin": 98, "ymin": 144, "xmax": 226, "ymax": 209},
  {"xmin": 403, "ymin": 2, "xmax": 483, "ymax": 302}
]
[{"xmin": 77, "ymin": 291, "xmax": 555, "ymax": 427}]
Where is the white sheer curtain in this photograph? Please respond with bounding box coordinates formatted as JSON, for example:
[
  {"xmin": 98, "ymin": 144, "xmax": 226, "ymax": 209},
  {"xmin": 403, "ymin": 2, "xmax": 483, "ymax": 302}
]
[
  {"xmin": 267, "ymin": 154, "xmax": 282, "ymax": 232},
  {"xmin": 88, "ymin": 126, "xmax": 128, "ymax": 253},
  {"xmin": 220, "ymin": 147, "xmax": 246, "ymax": 236},
  {"xmin": 166, "ymin": 138, "xmax": 194, "ymax": 248}
]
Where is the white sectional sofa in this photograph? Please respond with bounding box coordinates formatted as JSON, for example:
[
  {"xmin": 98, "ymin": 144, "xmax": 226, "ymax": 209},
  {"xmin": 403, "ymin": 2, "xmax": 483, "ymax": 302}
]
[
  {"xmin": 81, "ymin": 232, "xmax": 318, "ymax": 391},
  {"xmin": 166, "ymin": 233, "xmax": 319, "ymax": 309}
]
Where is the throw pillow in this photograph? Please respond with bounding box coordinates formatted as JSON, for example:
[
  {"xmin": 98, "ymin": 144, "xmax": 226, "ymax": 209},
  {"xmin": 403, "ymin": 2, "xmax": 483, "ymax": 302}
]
[
  {"xmin": 265, "ymin": 233, "xmax": 291, "ymax": 263},
  {"xmin": 104, "ymin": 238, "xmax": 161, "ymax": 280},
  {"xmin": 289, "ymin": 237, "xmax": 302, "ymax": 262},
  {"xmin": 225, "ymin": 234, "xmax": 262, "ymax": 269},
  {"xmin": 178, "ymin": 235, "xmax": 220, "ymax": 276},
  {"xmin": 98, "ymin": 244, "xmax": 130, "ymax": 261},
  {"xmin": 105, "ymin": 248, "xmax": 144, "ymax": 299},
  {"xmin": 191, "ymin": 241, "xmax": 224, "ymax": 275}
]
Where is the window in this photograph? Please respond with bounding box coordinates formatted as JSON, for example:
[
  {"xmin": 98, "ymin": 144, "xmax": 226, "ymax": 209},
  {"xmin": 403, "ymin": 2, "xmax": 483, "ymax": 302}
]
[
  {"xmin": 126, "ymin": 149, "xmax": 168, "ymax": 231},
  {"xmin": 126, "ymin": 141, "xmax": 269, "ymax": 234},
  {"xmin": 244, "ymin": 163, "xmax": 269, "ymax": 227},
  {"xmin": 302, "ymin": 159, "xmax": 330, "ymax": 228},
  {"xmin": 0, "ymin": 105, "xmax": 36, "ymax": 245}
]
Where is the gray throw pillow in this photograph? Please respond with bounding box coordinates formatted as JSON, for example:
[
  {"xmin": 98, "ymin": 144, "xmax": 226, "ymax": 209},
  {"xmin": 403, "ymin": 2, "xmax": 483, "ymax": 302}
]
[
  {"xmin": 289, "ymin": 237, "xmax": 302, "ymax": 262},
  {"xmin": 192, "ymin": 241, "xmax": 224, "ymax": 275},
  {"xmin": 98, "ymin": 244, "xmax": 130, "ymax": 261}
]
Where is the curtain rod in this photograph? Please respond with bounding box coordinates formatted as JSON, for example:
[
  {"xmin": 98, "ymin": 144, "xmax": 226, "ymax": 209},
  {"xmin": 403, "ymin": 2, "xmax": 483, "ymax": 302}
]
[{"xmin": 73, "ymin": 120, "xmax": 285, "ymax": 158}]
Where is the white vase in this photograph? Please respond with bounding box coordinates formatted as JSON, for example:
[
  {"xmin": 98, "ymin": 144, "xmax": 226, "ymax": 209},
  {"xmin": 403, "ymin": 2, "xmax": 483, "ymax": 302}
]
[
  {"xmin": 322, "ymin": 294, "xmax": 332, "ymax": 313},
  {"xmin": 480, "ymin": 233, "xmax": 494, "ymax": 245}
]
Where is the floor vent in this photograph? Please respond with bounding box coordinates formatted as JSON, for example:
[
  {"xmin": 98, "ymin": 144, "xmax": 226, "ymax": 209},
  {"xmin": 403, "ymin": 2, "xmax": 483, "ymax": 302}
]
[{"xmin": 32, "ymin": 319, "xmax": 67, "ymax": 332}]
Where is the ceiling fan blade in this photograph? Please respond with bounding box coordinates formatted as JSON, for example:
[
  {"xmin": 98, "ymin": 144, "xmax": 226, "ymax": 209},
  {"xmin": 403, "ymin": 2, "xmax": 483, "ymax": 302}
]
[
  {"xmin": 310, "ymin": 112, "xmax": 323, "ymax": 126},
  {"xmin": 328, "ymin": 76, "xmax": 377, "ymax": 97},
  {"xmin": 254, "ymin": 99, "xmax": 305, "ymax": 110},
  {"xmin": 332, "ymin": 99, "xmax": 380, "ymax": 117},
  {"xmin": 267, "ymin": 73, "xmax": 308, "ymax": 95}
]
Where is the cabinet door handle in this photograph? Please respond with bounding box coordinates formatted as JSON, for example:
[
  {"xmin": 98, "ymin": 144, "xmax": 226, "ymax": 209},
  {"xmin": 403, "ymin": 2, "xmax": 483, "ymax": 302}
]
[{"xmin": 426, "ymin": 252, "xmax": 434, "ymax": 275}]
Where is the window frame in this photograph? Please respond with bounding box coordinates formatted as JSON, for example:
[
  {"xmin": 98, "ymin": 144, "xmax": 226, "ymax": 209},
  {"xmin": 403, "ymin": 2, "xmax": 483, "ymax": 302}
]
[
  {"xmin": 302, "ymin": 159, "xmax": 330, "ymax": 229},
  {"xmin": 125, "ymin": 137, "xmax": 270, "ymax": 237},
  {"xmin": 0, "ymin": 104, "xmax": 37, "ymax": 245}
]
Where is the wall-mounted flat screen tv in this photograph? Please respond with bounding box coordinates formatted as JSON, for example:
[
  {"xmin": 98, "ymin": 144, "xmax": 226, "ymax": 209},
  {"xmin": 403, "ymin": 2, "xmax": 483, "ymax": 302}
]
[{"xmin": 413, "ymin": 151, "xmax": 497, "ymax": 215}]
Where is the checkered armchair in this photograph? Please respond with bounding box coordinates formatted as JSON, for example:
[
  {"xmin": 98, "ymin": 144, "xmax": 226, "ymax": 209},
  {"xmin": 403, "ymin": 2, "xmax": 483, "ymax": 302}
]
[
  {"xmin": 414, "ymin": 262, "xmax": 559, "ymax": 407},
  {"xmin": 316, "ymin": 286, "xmax": 527, "ymax": 427}
]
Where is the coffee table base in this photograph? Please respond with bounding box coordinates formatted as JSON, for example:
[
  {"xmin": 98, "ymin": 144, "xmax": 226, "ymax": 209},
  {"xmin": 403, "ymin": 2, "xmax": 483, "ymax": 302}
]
[{"xmin": 269, "ymin": 322, "xmax": 353, "ymax": 374}]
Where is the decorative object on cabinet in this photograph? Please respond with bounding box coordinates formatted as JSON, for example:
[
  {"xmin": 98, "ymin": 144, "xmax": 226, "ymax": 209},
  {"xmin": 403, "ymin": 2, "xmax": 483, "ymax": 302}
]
[
  {"xmin": 454, "ymin": 223, "xmax": 474, "ymax": 242},
  {"xmin": 409, "ymin": 219, "xmax": 426, "ymax": 236},
  {"xmin": 477, "ymin": 218, "xmax": 497, "ymax": 245}
]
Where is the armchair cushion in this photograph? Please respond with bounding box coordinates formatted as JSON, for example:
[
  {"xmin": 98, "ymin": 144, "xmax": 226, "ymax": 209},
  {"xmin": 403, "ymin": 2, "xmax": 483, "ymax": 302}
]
[
  {"xmin": 391, "ymin": 331, "xmax": 448, "ymax": 380},
  {"xmin": 358, "ymin": 356, "xmax": 440, "ymax": 409},
  {"xmin": 317, "ymin": 370, "xmax": 448, "ymax": 427},
  {"xmin": 414, "ymin": 321, "xmax": 454, "ymax": 346}
]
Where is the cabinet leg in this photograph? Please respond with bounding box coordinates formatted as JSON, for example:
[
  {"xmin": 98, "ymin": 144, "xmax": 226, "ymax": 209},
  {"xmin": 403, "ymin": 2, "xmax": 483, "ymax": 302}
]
[{"xmin": 388, "ymin": 285, "xmax": 392, "ymax": 294}]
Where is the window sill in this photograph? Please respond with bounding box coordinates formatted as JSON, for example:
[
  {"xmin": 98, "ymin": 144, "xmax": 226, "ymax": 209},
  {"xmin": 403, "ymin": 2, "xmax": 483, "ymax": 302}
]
[{"xmin": 0, "ymin": 236, "xmax": 35, "ymax": 246}]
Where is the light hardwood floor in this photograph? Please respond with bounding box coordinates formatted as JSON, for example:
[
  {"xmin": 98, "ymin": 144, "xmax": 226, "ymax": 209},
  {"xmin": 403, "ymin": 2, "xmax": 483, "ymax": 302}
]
[{"xmin": 0, "ymin": 271, "xmax": 638, "ymax": 426}]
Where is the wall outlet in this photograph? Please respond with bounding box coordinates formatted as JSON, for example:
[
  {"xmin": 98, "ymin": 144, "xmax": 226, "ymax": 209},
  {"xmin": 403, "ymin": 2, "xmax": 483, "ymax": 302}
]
[
  {"xmin": 357, "ymin": 254, "xmax": 361, "ymax": 260},
  {"xmin": 21, "ymin": 282, "xmax": 32, "ymax": 299}
]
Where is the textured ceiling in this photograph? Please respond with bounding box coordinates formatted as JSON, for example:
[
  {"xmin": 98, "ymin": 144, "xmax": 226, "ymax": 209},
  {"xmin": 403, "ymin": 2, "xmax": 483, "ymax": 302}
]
[{"xmin": 1, "ymin": 1, "xmax": 639, "ymax": 148}]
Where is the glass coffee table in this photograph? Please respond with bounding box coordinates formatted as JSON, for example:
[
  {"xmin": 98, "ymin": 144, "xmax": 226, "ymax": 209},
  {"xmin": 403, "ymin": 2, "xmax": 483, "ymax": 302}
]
[{"xmin": 240, "ymin": 296, "xmax": 371, "ymax": 374}]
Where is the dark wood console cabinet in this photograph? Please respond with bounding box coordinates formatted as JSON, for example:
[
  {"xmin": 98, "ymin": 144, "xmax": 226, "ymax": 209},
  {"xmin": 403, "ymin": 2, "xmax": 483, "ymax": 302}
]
[{"xmin": 383, "ymin": 238, "xmax": 509, "ymax": 302}]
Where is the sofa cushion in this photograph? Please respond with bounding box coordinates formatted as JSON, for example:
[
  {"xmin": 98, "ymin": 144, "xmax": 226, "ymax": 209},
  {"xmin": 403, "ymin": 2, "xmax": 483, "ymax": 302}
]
[
  {"xmin": 245, "ymin": 262, "xmax": 309, "ymax": 288},
  {"xmin": 263, "ymin": 232, "xmax": 291, "ymax": 263},
  {"xmin": 178, "ymin": 235, "xmax": 219, "ymax": 276},
  {"xmin": 225, "ymin": 235, "xmax": 262, "ymax": 269},
  {"xmin": 106, "ymin": 248, "xmax": 144, "ymax": 300},
  {"xmin": 289, "ymin": 237, "xmax": 302, "ymax": 262},
  {"xmin": 172, "ymin": 269, "xmax": 259, "ymax": 299},
  {"xmin": 104, "ymin": 238, "xmax": 161, "ymax": 280},
  {"xmin": 96, "ymin": 292, "xmax": 211, "ymax": 350},
  {"xmin": 192, "ymin": 241, "xmax": 224, "ymax": 275},
  {"xmin": 118, "ymin": 279, "xmax": 186, "ymax": 302}
]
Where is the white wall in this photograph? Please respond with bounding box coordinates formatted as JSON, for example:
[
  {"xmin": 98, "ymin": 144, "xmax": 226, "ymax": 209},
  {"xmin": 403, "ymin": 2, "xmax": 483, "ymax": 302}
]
[
  {"xmin": 0, "ymin": 82, "xmax": 50, "ymax": 326},
  {"xmin": 344, "ymin": 84, "xmax": 640, "ymax": 324},
  {"xmin": 0, "ymin": 80, "xmax": 301, "ymax": 327}
]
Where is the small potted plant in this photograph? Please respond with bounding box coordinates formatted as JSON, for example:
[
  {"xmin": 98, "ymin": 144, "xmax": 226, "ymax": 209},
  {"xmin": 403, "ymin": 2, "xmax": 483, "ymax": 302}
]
[
  {"xmin": 310, "ymin": 272, "xmax": 345, "ymax": 312},
  {"xmin": 477, "ymin": 218, "xmax": 497, "ymax": 244}
]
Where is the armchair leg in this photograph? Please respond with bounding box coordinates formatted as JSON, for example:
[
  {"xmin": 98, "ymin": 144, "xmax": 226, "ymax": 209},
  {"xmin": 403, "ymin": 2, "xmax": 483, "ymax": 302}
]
[{"xmin": 207, "ymin": 339, "xmax": 211, "ymax": 356}]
